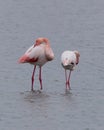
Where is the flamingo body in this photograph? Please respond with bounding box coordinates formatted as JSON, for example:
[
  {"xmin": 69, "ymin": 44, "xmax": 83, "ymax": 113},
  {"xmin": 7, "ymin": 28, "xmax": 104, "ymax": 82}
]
[
  {"xmin": 19, "ymin": 37, "xmax": 54, "ymax": 91},
  {"xmin": 61, "ymin": 50, "xmax": 80, "ymax": 89}
]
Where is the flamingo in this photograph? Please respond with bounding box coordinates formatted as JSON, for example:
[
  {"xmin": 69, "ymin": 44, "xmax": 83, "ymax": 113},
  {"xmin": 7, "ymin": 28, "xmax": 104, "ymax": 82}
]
[
  {"xmin": 61, "ymin": 50, "xmax": 80, "ymax": 90},
  {"xmin": 18, "ymin": 37, "xmax": 54, "ymax": 91}
]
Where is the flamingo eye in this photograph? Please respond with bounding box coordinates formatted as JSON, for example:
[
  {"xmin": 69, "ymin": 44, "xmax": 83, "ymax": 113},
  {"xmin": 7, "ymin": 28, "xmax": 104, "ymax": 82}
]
[{"xmin": 71, "ymin": 62, "xmax": 74, "ymax": 65}]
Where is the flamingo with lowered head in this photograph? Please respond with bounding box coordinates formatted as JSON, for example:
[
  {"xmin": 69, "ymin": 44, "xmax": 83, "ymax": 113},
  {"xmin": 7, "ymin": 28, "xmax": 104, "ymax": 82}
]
[
  {"xmin": 61, "ymin": 50, "xmax": 80, "ymax": 90},
  {"xmin": 18, "ymin": 37, "xmax": 54, "ymax": 91}
]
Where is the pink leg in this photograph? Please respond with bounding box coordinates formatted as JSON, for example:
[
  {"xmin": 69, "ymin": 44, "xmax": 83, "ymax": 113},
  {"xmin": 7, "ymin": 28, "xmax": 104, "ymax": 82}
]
[
  {"xmin": 65, "ymin": 69, "xmax": 68, "ymax": 89},
  {"xmin": 65, "ymin": 69, "xmax": 71, "ymax": 89},
  {"xmin": 39, "ymin": 66, "xmax": 42, "ymax": 90},
  {"xmin": 67, "ymin": 70, "xmax": 71, "ymax": 89},
  {"xmin": 31, "ymin": 65, "xmax": 36, "ymax": 91}
]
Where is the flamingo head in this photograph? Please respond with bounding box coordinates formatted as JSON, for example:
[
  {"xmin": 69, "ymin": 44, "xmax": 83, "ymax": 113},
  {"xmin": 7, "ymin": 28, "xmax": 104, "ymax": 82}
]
[
  {"xmin": 74, "ymin": 50, "xmax": 80, "ymax": 64},
  {"xmin": 35, "ymin": 37, "xmax": 49, "ymax": 46}
]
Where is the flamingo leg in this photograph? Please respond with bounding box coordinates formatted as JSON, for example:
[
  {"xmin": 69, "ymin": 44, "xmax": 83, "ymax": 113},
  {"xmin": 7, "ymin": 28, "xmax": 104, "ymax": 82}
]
[
  {"xmin": 67, "ymin": 70, "xmax": 71, "ymax": 89},
  {"xmin": 31, "ymin": 65, "xmax": 36, "ymax": 91},
  {"xmin": 65, "ymin": 69, "xmax": 71, "ymax": 89},
  {"xmin": 39, "ymin": 66, "xmax": 42, "ymax": 90},
  {"xmin": 65, "ymin": 69, "xmax": 68, "ymax": 89}
]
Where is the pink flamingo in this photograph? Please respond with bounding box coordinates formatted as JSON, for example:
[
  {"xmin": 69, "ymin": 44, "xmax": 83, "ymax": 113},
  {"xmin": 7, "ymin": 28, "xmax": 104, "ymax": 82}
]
[
  {"xmin": 61, "ymin": 50, "xmax": 80, "ymax": 90},
  {"xmin": 18, "ymin": 37, "xmax": 54, "ymax": 91}
]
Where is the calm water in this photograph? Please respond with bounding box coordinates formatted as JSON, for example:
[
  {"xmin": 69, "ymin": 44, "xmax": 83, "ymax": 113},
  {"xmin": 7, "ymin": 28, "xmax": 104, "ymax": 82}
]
[{"xmin": 0, "ymin": 0, "xmax": 104, "ymax": 130}]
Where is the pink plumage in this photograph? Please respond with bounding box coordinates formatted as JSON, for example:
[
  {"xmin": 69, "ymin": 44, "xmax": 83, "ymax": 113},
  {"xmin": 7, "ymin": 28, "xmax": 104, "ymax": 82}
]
[{"xmin": 18, "ymin": 37, "xmax": 54, "ymax": 91}]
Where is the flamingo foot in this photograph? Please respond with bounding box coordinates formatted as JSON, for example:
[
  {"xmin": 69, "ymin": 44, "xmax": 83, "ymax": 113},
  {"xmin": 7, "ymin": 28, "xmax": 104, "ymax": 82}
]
[
  {"xmin": 39, "ymin": 79, "xmax": 43, "ymax": 90},
  {"xmin": 31, "ymin": 88, "xmax": 35, "ymax": 92},
  {"xmin": 66, "ymin": 81, "xmax": 71, "ymax": 90}
]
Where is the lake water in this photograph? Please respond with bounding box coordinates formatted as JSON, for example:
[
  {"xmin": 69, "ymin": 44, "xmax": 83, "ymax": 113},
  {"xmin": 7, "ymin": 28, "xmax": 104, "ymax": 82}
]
[{"xmin": 0, "ymin": 0, "xmax": 104, "ymax": 130}]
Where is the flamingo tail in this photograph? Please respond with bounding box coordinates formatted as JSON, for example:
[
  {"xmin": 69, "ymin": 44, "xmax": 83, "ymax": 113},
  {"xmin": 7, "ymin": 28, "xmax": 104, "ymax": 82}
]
[{"xmin": 18, "ymin": 54, "xmax": 29, "ymax": 63}]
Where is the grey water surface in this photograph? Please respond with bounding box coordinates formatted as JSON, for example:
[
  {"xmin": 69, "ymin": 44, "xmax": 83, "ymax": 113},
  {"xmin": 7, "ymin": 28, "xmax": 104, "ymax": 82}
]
[{"xmin": 0, "ymin": 0, "xmax": 104, "ymax": 130}]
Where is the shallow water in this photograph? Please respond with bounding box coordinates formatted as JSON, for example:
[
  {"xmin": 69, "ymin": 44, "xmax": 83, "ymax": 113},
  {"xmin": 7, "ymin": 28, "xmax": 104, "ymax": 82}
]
[{"xmin": 0, "ymin": 0, "xmax": 104, "ymax": 130}]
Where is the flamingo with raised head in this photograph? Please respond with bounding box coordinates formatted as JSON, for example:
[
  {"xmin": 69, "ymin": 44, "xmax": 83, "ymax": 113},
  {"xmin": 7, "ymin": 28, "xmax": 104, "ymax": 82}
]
[
  {"xmin": 18, "ymin": 37, "xmax": 54, "ymax": 91},
  {"xmin": 61, "ymin": 50, "xmax": 80, "ymax": 90}
]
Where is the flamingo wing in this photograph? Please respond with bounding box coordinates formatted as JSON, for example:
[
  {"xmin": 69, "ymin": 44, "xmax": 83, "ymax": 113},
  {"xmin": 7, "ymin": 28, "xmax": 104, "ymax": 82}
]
[
  {"xmin": 18, "ymin": 54, "xmax": 38, "ymax": 63},
  {"xmin": 18, "ymin": 45, "xmax": 39, "ymax": 63},
  {"xmin": 45, "ymin": 46, "xmax": 54, "ymax": 61}
]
